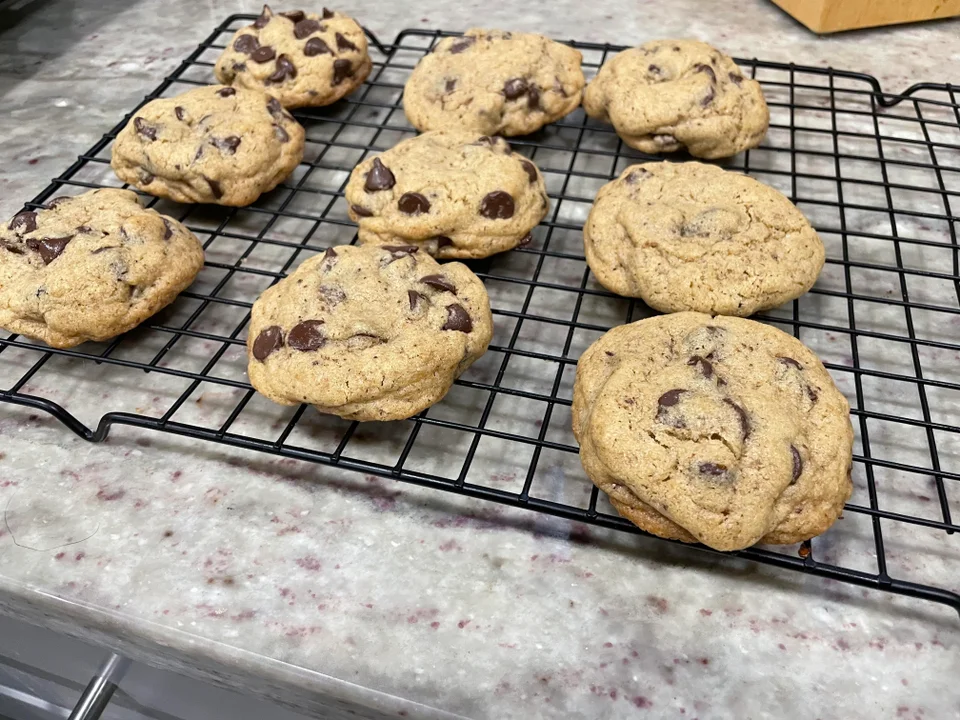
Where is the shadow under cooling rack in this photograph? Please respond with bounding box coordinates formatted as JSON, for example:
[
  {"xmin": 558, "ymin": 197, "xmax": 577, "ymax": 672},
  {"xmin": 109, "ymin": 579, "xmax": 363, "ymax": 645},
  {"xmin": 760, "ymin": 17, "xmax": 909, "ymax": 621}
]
[{"xmin": 1, "ymin": 18, "xmax": 959, "ymax": 616}]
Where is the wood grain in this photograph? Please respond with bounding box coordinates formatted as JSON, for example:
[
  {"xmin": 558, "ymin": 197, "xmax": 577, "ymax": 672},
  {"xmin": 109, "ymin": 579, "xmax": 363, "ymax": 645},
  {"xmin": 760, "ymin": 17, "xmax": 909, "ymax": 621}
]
[{"xmin": 770, "ymin": 0, "xmax": 960, "ymax": 33}]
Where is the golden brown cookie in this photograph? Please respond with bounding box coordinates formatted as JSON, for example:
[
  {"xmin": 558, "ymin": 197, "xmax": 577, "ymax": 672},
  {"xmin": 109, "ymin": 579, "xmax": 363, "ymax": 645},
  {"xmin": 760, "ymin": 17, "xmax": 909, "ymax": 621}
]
[
  {"xmin": 345, "ymin": 131, "xmax": 549, "ymax": 259},
  {"xmin": 247, "ymin": 244, "xmax": 493, "ymax": 421},
  {"xmin": 572, "ymin": 312, "xmax": 853, "ymax": 551},
  {"xmin": 0, "ymin": 189, "xmax": 204, "ymax": 348},
  {"xmin": 584, "ymin": 162, "xmax": 824, "ymax": 316},
  {"xmin": 583, "ymin": 39, "xmax": 768, "ymax": 159}
]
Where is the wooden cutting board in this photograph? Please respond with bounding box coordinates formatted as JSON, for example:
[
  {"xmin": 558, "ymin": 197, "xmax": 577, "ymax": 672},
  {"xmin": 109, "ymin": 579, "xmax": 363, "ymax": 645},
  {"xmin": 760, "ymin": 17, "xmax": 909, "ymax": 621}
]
[{"xmin": 771, "ymin": 0, "xmax": 960, "ymax": 33}]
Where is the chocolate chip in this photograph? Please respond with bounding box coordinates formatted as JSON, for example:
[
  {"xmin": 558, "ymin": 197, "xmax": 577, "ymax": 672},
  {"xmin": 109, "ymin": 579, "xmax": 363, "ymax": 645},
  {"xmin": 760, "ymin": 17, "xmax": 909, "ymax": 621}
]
[
  {"xmin": 398, "ymin": 192, "xmax": 430, "ymax": 215},
  {"xmin": 365, "ymin": 158, "xmax": 395, "ymax": 192},
  {"xmin": 778, "ymin": 356, "xmax": 803, "ymax": 370},
  {"xmin": 694, "ymin": 63, "xmax": 717, "ymax": 82},
  {"xmin": 475, "ymin": 135, "xmax": 495, "ymax": 145},
  {"xmin": 76, "ymin": 225, "xmax": 95, "ymax": 234},
  {"xmin": 382, "ymin": 245, "xmax": 419, "ymax": 259},
  {"xmin": 791, "ymin": 445, "xmax": 803, "ymax": 483},
  {"xmin": 527, "ymin": 85, "xmax": 541, "ymax": 110},
  {"xmin": 26, "ymin": 235, "xmax": 73, "ymax": 264},
  {"xmin": 698, "ymin": 462, "xmax": 728, "ymax": 477},
  {"xmin": 520, "ymin": 159, "xmax": 538, "ymax": 184},
  {"xmin": 218, "ymin": 87, "xmax": 237, "ymax": 99},
  {"xmin": 320, "ymin": 247, "xmax": 339, "ymax": 271},
  {"xmin": 251, "ymin": 46, "xmax": 276, "ymax": 63},
  {"xmin": 212, "ymin": 136, "xmax": 241, "ymax": 154},
  {"xmin": 253, "ymin": 5, "xmax": 272, "ymax": 28},
  {"xmin": 688, "ymin": 355, "xmax": 714, "ymax": 378},
  {"xmin": 280, "ymin": 10, "xmax": 305, "ymax": 23},
  {"xmin": 408, "ymin": 290, "xmax": 426, "ymax": 311},
  {"xmin": 162, "ymin": 218, "xmax": 173, "ymax": 240},
  {"xmin": 134, "ymin": 117, "xmax": 158, "ymax": 141},
  {"xmin": 648, "ymin": 63, "xmax": 661, "ymax": 75},
  {"xmin": 193, "ymin": 145, "xmax": 205, "ymax": 163},
  {"xmin": 332, "ymin": 59, "xmax": 353, "ymax": 85},
  {"xmin": 518, "ymin": 233, "xmax": 532, "ymax": 246},
  {"xmin": 174, "ymin": 106, "xmax": 187, "ymax": 121},
  {"xmin": 480, "ymin": 191, "xmax": 514, "ymax": 219},
  {"xmin": 322, "ymin": 7, "xmax": 334, "ymax": 19},
  {"xmin": 658, "ymin": 389, "xmax": 685, "ymax": 407},
  {"xmin": 232, "ymin": 62, "xmax": 247, "ymax": 73},
  {"xmin": 8, "ymin": 211, "xmax": 37, "ymax": 234},
  {"xmin": 268, "ymin": 54, "xmax": 297, "ymax": 83},
  {"xmin": 294, "ymin": 18, "xmax": 320, "ymax": 38},
  {"xmin": 274, "ymin": 124, "xmax": 290, "ymax": 142},
  {"xmin": 701, "ymin": 86, "xmax": 716, "ymax": 107},
  {"xmin": 139, "ymin": 170, "xmax": 155, "ymax": 184},
  {"xmin": 654, "ymin": 134, "xmax": 677, "ymax": 146},
  {"xmin": 205, "ymin": 176, "xmax": 223, "ymax": 199},
  {"xmin": 335, "ymin": 32, "xmax": 358, "ymax": 52},
  {"xmin": 0, "ymin": 240, "xmax": 24, "ymax": 254},
  {"xmin": 442, "ymin": 304, "xmax": 472, "ymax": 333},
  {"xmin": 48, "ymin": 197, "xmax": 72, "ymax": 209},
  {"xmin": 420, "ymin": 275, "xmax": 456, "ymax": 294},
  {"xmin": 436, "ymin": 236, "xmax": 453, "ymax": 248},
  {"xmin": 444, "ymin": 78, "xmax": 457, "ymax": 93},
  {"xmin": 288, "ymin": 319, "xmax": 326, "ymax": 351},
  {"xmin": 90, "ymin": 246, "xmax": 112, "ymax": 255},
  {"xmin": 724, "ymin": 399, "xmax": 751, "ymax": 439},
  {"xmin": 253, "ymin": 326, "xmax": 284, "ymax": 360},
  {"xmin": 626, "ymin": 168, "xmax": 650, "ymax": 184},
  {"xmin": 807, "ymin": 386, "xmax": 819, "ymax": 403},
  {"xmin": 234, "ymin": 34, "xmax": 259, "ymax": 54},
  {"xmin": 729, "ymin": 72, "xmax": 743, "ymax": 86},
  {"xmin": 351, "ymin": 204, "xmax": 373, "ymax": 217},
  {"xmin": 304, "ymin": 37, "xmax": 332, "ymax": 56},
  {"xmin": 503, "ymin": 78, "xmax": 528, "ymax": 100},
  {"xmin": 318, "ymin": 285, "xmax": 346, "ymax": 305},
  {"xmin": 449, "ymin": 37, "xmax": 475, "ymax": 54}
]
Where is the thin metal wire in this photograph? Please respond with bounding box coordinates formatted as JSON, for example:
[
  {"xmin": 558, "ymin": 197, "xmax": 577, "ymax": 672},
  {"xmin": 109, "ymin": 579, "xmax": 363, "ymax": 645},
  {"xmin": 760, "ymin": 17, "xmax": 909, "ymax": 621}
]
[{"xmin": 0, "ymin": 17, "xmax": 958, "ymax": 616}]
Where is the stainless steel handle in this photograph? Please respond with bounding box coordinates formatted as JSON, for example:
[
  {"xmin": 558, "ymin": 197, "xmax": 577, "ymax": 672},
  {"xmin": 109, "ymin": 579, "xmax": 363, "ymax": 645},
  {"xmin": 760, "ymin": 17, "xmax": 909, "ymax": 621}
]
[{"xmin": 67, "ymin": 653, "xmax": 130, "ymax": 720}]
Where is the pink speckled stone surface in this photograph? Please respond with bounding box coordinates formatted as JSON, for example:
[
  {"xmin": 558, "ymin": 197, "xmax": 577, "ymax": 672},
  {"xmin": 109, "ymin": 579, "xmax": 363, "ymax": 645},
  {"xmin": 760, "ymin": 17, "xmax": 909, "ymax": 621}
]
[{"xmin": 1, "ymin": 1, "xmax": 959, "ymax": 719}]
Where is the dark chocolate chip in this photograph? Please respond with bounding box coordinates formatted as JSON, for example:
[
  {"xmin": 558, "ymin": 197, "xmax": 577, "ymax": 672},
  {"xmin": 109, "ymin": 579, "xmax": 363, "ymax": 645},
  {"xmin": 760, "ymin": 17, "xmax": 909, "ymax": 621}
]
[
  {"xmin": 408, "ymin": 289, "xmax": 425, "ymax": 310},
  {"xmin": 701, "ymin": 86, "xmax": 716, "ymax": 107},
  {"xmin": 382, "ymin": 245, "xmax": 419, "ymax": 257},
  {"xmin": 175, "ymin": 106, "xmax": 187, "ymax": 121},
  {"xmin": 335, "ymin": 32, "xmax": 358, "ymax": 52},
  {"xmin": 280, "ymin": 10, "xmax": 305, "ymax": 23},
  {"xmin": 420, "ymin": 274, "xmax": 456, "ymax": 294},
  {"xmin": 649, "ymin": 63, "xmax": 661, "ymax": 75},
  {"xmin": 294, "ymin": 18, "xmax": 321, "ymax": 39},
  {"xmin": 351, "ymin": 204, "xmax": 373, "ymax": 217},
  {"xmin": 322, "ymin": 7, "xmax": 334, "ymax": 19},
  {"xmin": 134, "ymin": 117, "xmax": 158, "ymax": 141},
  {"xmin": 332, "ymin": 58, "xmax": 353, "ymax": 85},
  {"xmin": 139, "ymin": 170, "xmax": 155, "ymax": 184},
  {"xmin": 698, "ymin": 462, "xmax": 728, "ymax": 477},
  {"xmin": 193, "ymin": 145, "xmax": 205, "ymax": 162},
  {"xmin": 442, "ymin": 304, "xmax": 473, "ymax": 333},
  {"xmin": 251, "ymin": 46, "xmax": 276, "ymax": 63},
  {"xmin": 527, "ymin": 85, "xmax": 541, "ymax": 110},
  {"xmin": 658, "ymin": 389, "xmax": 685, "ymax": 407},
  {"xmin": 518, "ymin": 233, "xmax": 533, "ymax": 246},
  {"xmin": 520, "ymin": 159, "xmax": 538, "ymax": 184},
  {"xmin": 274, "ymin": 123, "xmax": 290, "ymax": 142},
  {"xmin": 778, "ymin": 356, "xmax": 803, "ymax": 370},
  {"xmin": 398, "ymin": 192, "xmax": 430, "ymax": 215},
  {"xmin": 626, "ymin": 168, "xmax": 650, "ymax": 184},
  {"xmin": 791, "ymin": 445, "xmax": 803, "ymax": 483},
  {"xmin": 688, "ymin": 355, "xmax": 714, "ymax": 379},
  {"xmin": 436, "ymin": 236, "xmax": 453, "ymax": 248},
  {"xmin": 318, "ymin": 285, "xmax": 346, "ymax": 305},
  {"xmin": 232, "ymin": 62, "xmax": 247, "ymax": 73},
  {"xmin": 724, "ymin": 399, "xmax": 751, "ymax": 439},
  {"xmin": 266, "ymin": 97, "xmax": 284, "ymax": 119},
  {"xmin": 729, "ymin": 72, "xmax": 743, "ymax": 86},
  {"xmin": 304, "ymin": 37, "xmax": 333, "ymax": 56},
  {"xmin": 444, "ymin": 78, "xmax": 457, "ymax": 93},
  {"xmin": 253, "ymin": 5, "xmax": 272, "ymax": 28},
  {"xmin": 218, "ymin": 88, "xmax": 237, "ymax": 100},
  {"xmin": 8, "ymin": 211, "xmax": 37, "ymax": 234},
  {"xmin": 76, "ymin": 225, "xmax": 95, "ymax": 234},
  {"xmin": 0, "ymin": 240, "xmax": 24, "ymax": 255},
  {"xmin": 503, "ymin": 78, "xmax": 528, "ymax": 99},
  {"xmin": 26, "ymin": 235, "xmax": 74, "ymax": 264},
  {"xmin": 475, "ymin": 135, "xmax": 495, "ymax": 145},
  {"xmin": 268, "ymin": 54, "xmax": 297, "ymax": 83},
  {"xmin": 90, "ymin": 246, "xmax": 113, "ymax": 255},
  {"xmin": 253, "ymin": 325, "xmax": 284, "ymax": 360},
  {"xmin": 288, "ymin": 319, "xmax": 326, "ymax": 351},
  {"xmin": 694, "ymin": 63, "xmax": 717, "ymax": 82},
  {"xmin": 449, "ymin": 37, "xmax": 475, "ymax": 54},
  {"xmin": 162, "ymin": 218, "xmax": 174, "ymax": 240},
  {"xmin": 205, "ymin": 176, "xmax": 223, "ymax": 199},
  {"xmin": 234, "ymin": 34, "xmax": 260, "ymax": 54},
  {"xmin": 48, "ymin": 197, "xmax": 71, "ymax": 209},
  {"xmin": 212, "ymin": 136, "xmax": 241, "ymax": 154},
  {"xmin": 365, "ymin": 158, "xmax": 396, "ymax": 192},
  {"xmin": 320, "ymin": 247, "xmax": 339, "ymax": 271},
  {"xmin": 807, "ymin": 386, "xmax": 819, "ymax": 403},
  {"xmin": 480, "ymin": 191, "xmax": 514, "ymax": 219}
]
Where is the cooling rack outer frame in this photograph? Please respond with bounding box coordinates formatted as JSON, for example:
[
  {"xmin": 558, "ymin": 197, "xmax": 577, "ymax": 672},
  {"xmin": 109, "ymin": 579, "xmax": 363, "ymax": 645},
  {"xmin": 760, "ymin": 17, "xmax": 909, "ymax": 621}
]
[{"xmin": 1, "ymin": 17, "xmax": 958, "ymax": 618}]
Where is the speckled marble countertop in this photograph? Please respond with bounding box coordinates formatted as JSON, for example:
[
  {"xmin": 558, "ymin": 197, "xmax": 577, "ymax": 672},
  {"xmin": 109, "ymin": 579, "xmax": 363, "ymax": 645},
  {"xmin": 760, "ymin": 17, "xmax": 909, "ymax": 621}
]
[{"xmin": 1, "ymin": 1, "xmax": 960, "ymax": 719}]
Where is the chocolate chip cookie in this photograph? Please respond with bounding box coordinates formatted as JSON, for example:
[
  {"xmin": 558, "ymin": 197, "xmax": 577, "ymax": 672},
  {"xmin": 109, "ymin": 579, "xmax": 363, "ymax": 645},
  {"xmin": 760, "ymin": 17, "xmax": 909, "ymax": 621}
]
[
  {"xmin": 214, "ymin": 5, "xmax": 371, "ymax": 109},
  {"xmin": 583, "ymin": 39, "xmax": 768, "ymax": 159},
  {"xmin": 403, "ymin": 29, "xmax": 585, "ymax": 136},
  {"xmin": 247, "ymin": 243, "xmax": 492, "ymax": 421},
  {"xmin": 0, "ymin": 189, "xmax": 204, "ymax": 348},
  {"xmin": 572, "ymin": 312, "xmax": 853, "ymax": 551},
  {"xmin": 345, "ymin": 131, "xmax": 549, "ymax": 259},
  {"xmin": 584, "ymin": 162, "xmax": 824, "ymax": 316},
  {"xmin": 111, "ymin": 85, "xmax": 305, "ymax": 207}
]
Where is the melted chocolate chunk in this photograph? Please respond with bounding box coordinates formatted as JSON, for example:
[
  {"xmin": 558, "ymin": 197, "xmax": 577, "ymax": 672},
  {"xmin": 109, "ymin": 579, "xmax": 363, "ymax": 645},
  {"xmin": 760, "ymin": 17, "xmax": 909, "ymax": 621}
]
[
  {"xmin": 288, "ymin": 319, "xmax": 326, "ymax": 351},
  {"xmin": 274, "ymin": 123, "xmax": 290, "ymax": 143},
  {"xmin": 778, "ymin": 356, "xmax": 803, "ymax": 369},
  {"xmin": 205, "ymin": 176, "xmax": 223, "ymax": 199},
  {"xmin": 8, "ymin": 211, "xmax": 37, "ymax": 234},
  {"xmin": 503, "ymin": 78, "xmax": 528, "ymax": 99},
  {"xmin": 398, "ymin": 192, "xmax": 430, "ymax": 215},
  {"xmin": 698, "ymin": 462, "xmax": 728, "ymax": 477},
  {"xmin": 701, "ymin": 86, "xmax": 716, "ymax": 107},
  {"xmin": 365, "ymin": 158, "xmax": 395, "ymax": 192},
  {"xmin": 658, "ymin": 389, "xmax": 685, "ymax": 407},
  {"xmin": 294, "ymin": 18, "xmax": 321, "ymax": 39},
  {"xmin": 527, "ymin": 85, "xmax": 541, "ymax": 110},
  {"xmin": 162, "ymin": 218, "xmax": 174, "ymax": 240},
  {"xmin": 408, "ymin": 289, "xmax": 426, "ymax": 311},
  {"xmin": 27, "ymin": 235, "xmax": 74, "ymax": 264},
  {"xmin": 449, "ymin": 37, "xmax": 475, "ymax": 54},
  {"xmin": 318, "ymin": 285, "xmax": 346, "ymax": 305},
  {"xmin": 351, "ymin": 204, "xmax": 373, "ymax": 217},
  {"xmin": 420, "ymin": 275, "xmax": 456, "ymax": 294},
  {"xmin": 791, "ymin": 445, "xmax": 803, "ymax": 483},
  {"xmin": 251, "ymin": 45, "xmax": 276, "ymax": 63},
  {"xmin": 480, "ymin": 191, "xmax": 514, "ymax": 219},
  {"xmin": 212, "ymin": 136, "xmax": 241, "ymax": 154},
  {"xmin": 304, "ymin": 37, "xmax": 332, "ymax": 56},
  {"xmin": 729, "ymin": 72, "xmax": 743, "ymax": 86},
  {"xmin": 694, "ymin": 63, "xmax": 717, "ymax": 82},
  {"xmin": 520, "ymin": 159, "xmax": 538, "ymax": 184},
  {"xmin": 724, "ymin": 399, "xmax": 751, "ymax": 439},
  {"xmin": 134, "ymin": 117, "xmax": 158, "ymax": 141},
  {"xmin": 268, "ymin": 54, "xmax": 297, "ymax": 83},
  {"xmin": 335, "ymin": 32, "xmax": 358, "ymax": 52},
  {"xmin": 280, "ymin": 10, "xmax": 305, "ymax": 23},
  {"xmin": 382, "ymin": 245, "xmax": 419, "ymax": 260},
  {"xmin": 174, "ymin": 106, "xmax": 187, "ymax": 121},
  {"xmin": 252, "ymin": 325, "xmax": 284, "ymax": 360},
  {"xmin": 442, "ymin": 304, "xmax": 472, "ymax": 332},
  {"xmin": 218, "ymin": 87, "xmax": 236, "ymax": 98},
  {"xmin": 234, "ymin": 34, "xmax": 260, "ymax": 54},
  {"xmin": 688, "ymin": 355, "xmax": 714, "ymax": 378},
  {"xmin": 332, "ymin": 58, "xmax": 353, "ymax": 85}
]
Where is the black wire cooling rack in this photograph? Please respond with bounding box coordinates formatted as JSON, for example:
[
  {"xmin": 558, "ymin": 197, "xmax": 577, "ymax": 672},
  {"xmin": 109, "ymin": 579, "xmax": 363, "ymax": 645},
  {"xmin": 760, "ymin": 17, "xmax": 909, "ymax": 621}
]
[{"xmin": 2, "ymin": 16, "xmax": 959, "ymax": 616}]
